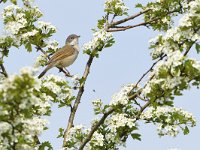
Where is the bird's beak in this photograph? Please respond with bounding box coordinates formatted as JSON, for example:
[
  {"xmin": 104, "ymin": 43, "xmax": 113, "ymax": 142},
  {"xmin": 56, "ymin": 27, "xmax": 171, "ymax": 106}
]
[{"xmin": 77, "ymin": 35, "xmax": 81, "ymax": 38}]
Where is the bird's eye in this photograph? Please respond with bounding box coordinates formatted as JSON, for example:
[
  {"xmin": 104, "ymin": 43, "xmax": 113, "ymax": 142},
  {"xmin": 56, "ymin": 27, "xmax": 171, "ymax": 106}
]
[{"xmin": 71, "ymin": 37, "xmax": 74, "ymax": 39}]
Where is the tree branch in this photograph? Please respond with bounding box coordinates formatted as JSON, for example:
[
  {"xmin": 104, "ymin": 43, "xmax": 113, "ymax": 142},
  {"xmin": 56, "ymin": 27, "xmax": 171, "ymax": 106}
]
[
  {"xmin": 78, "ymin": 91, "xmax": 140, "ymax": 150},
  {"xmin": 0, "ymin": 63, "xmax": 8, "ymax": 78},
  {"xmin": 62, "ymin": 55, "xmax": 94, "ymax": 147},
  {"xmin": 78, "ymin": 108, "xmax": 115, "ymax": 150},
  {"xmin": 107, "ymin": 21, "xmax": 151, "ymax": 32},
  {"xmin": 135, "ymin": 54, "xmax": 166, "ymax": 87},
  {"xmin": 108, "ymin": 9, "xmax": 150, "ymax": 28}
]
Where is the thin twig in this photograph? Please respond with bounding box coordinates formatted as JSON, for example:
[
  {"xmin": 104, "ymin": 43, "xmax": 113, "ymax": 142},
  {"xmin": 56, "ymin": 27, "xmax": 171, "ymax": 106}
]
[
  {"xmin": 107, "ymin": 18, "xmax": 158, "ymax": 32},
  {"xmin": 107, "ymin": 22, "xmax": 150, "ymax": 32},
  {"xmin": 135, "ymin": 54, "xmax": 166, "ymax": 87},
  {"xmin": 107, "ymin": 9, "xmax": 181, "ymax": 32},
  {"xmin": 137, "ymin": 95, "xmax": 149, "ymax": 102},
  {"xmin": 0, "ymin": 63, "xmax": 8, "ymax": 78},
  {"xmin": 108, "ymin": 9, "xmax": 150, "ymax": 28},
  {"xmin": 110, "ymin": 14, "xmax": 116, "ymax": 24}
]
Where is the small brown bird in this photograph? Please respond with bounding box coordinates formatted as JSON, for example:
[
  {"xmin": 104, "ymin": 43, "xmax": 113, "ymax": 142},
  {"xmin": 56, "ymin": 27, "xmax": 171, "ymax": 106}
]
[{"xmin": 38, "ymin": 34, "xmax": 80, "ymax": 78}]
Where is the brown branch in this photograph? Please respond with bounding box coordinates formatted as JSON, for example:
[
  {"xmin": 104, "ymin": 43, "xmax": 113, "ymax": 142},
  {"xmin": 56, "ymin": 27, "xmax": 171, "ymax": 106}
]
[
  {"xmin": 0, "ymin": 64, "xmax": 8, "ymax": 78},
  {"xmin": 78, "ymin": 91, "xmax": 140, "ymax": 150},
  {"xmin": 107, "ymin": 9, "xmax": 181, "ymax": 32},
  {"xmin": 62, "ymin": 55, "xmax": 94, "ymax": 147},
  {"xmin": 110, "ymin": 14, "xmax": 116, "ymax": 24},
  {"xmin": 107, "ymin": 22, "xmax": 149, "ymax": 32},
  {"xmin": 107, "ymin": 18, "xmax": 159, "ymax": 32},
  {"xmin": 78, "ymin": 108, "xmax": 115, "ymax": 150},
  {"xmin": 108, "ymin": 9, "xmax": 150, "ymax": 28},
  {"xmin": 135, "ymin": 54, "xmax": 166, "ymax": 88}
]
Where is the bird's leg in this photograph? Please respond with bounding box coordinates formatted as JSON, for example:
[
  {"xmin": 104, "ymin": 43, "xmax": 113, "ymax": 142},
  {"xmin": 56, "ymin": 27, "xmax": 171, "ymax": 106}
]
[
  {"xmin": 63, "ymin": 67, "xmax": 71, "ymax": 75},
  {"xmin": 58, "ymin": 67, "xmax": 73, "ymax": 77}
]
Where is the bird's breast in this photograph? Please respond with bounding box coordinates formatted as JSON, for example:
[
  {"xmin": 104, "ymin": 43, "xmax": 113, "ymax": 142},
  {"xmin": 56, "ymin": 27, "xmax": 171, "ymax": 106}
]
[{"xmin": 58, "ymin": 51, "xmax": 78, "ymax": 68}]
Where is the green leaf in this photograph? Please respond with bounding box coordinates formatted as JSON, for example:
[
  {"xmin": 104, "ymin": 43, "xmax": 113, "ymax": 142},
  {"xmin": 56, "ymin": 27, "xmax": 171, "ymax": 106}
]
[
  {"xmin": 105, "ymin": 38, "xmax": 115, "ymax": 48},
  {"xmin": 25, "ymin": 43, "xmax": 32, "ymax": 52},
  {"xmin": 131, "ymin": 133, "xmax": 141, "ymax": 141},
  {"xmin": 57, "ymin": 128, "xmax": 64, "ymax": 138},
  {"xmin": 183, "ymin": 126, "xmax": 190, "ymax": 135},
  {"xmin": 38, "ymin": 141, "xmax": 53, "ymax": 150},
  {"xmin": 10, "ymin": 0, "xmax": 17, "ymax": 4},
  {"xmin": 83, "ymin": 49, "xmax": 92, "ymax": 55},
  {"xmin": 195, "ymin": 43, "xmax": 200, "ymax": 54},
  {"xmin": 97, "ymin": 18, "xmax": 106, "ymax": 29},
  {"xmin": 79, "ymin": 77, "xmax": 86, "ymax": 85},
  {"xmin": 135, "ymin": 3, "xmax": 143, "ymax": 8}
]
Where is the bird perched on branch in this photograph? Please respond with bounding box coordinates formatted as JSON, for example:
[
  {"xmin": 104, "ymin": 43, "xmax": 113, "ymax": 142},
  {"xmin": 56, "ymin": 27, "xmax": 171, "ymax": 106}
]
[{"xmin": 38, "ymin": 34, "xmax": 80, "ymax": 78}]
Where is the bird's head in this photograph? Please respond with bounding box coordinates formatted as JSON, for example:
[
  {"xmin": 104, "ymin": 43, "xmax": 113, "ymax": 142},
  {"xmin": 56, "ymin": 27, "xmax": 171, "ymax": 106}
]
[{"xmin": 65, "ymin": 34, "xmax": 80, "ymax": 46}]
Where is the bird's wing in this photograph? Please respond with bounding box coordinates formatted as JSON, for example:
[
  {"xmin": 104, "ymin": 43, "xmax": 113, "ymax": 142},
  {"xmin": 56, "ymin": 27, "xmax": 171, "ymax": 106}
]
[{"xmin": 47, "ymin": 45, "xmax": 75, "ymax": 65}]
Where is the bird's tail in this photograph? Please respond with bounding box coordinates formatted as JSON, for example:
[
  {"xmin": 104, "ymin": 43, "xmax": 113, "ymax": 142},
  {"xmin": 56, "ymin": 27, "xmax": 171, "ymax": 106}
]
[{"xmin": 38, "ymin": 66, "xmax": 51, "ymax": 79}]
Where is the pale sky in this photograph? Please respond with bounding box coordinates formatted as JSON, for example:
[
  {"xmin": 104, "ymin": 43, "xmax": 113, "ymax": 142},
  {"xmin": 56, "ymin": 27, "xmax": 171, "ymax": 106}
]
[{"xmin": 0, "ymin": 0, "xmax": 199, "ymax": 149}]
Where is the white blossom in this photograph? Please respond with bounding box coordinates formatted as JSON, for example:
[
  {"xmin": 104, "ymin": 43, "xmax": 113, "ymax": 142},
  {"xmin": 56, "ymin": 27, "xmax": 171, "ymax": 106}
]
[
  {"xmin": 91, "ymin": 132, "xmax": 104, "ymax": 146},
  {"xmin": 141, "ymin": 106, "xmax": 196, "ymax": 137},
  {"xmin": 5, "ymin": 21, "xmax": 27, "ymax": 35},
  {"xmin": 34, "ymin": 54, "xmax": 48, "ymax": 68},
  {"xmin": 38, "ymin": 21, "xmax": 57, "ymax": 33},
  {"xmin": 83, "ymin": 29, "xmax": 113, "ymax": 51},
  {"xmin": 47, "ymin": 40, "xmax": 59, "ymax": 50},
  {"xmin": 110, "ymin": 84, "xmax": 135, "ymax": 106},
  {"xmin": 42, "ymin": 74, "xmax": 72, "ymax": 102},
  {"xmin": 104, "ymin": 0, "xmax": 129, "ymax": 15},
  {"xmin": 106, "ymin": 113, "xmax": 136, "ymax": 132},
  {"xmin": 22, "ymin": 29, "xmax": 38, "ymax": 40}
]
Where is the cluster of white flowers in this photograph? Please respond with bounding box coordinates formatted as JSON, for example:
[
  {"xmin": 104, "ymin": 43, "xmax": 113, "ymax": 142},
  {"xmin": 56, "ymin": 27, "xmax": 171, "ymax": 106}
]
[
  {"xmin": 106, "ymin": 113, "xmax": 136, "ymax": 132},
  {"xmin": 83, "ymin": 29, "xmax": 113, "ymax": 51},
  {"xmin": 2, "ymin": 5, "xmax": 42, "ymax": 35},
  {"xmin": 143, "ymin": 0, "xmax": 200, "ymax": 98},
  {"xmin": 104, "ymin": 0, "xmax": 129, "ymax": 16},
  {"xmin": 91, "ymin": 131, "xmax": 104, "ymax": 147},
  {"xmin": 22, "ymin": 117, "xmax": 48, "ymax": 140},
  {"xmin": 110, "ymin": 84, "xmax": 135, "ymax": 106},
  {"xmin": 141, "ymin": 106, "xmax": 196, "ymax": 137},
  {"xmin": 47, "ymin": 40, "xmax": 59, "ymax": 51},
  {"xmin": 0, "ymin": 67, "xmax": 50, "ymax": 149},
  {"xmin": 65, "ymin": 124, "xmax": 90, "ymax": 149},
  {"xmin": 2, "ymin": 5, "xmax": 20, "ymax": 20},
  {"xmin": 42, "ymin": 74, "xmax": 72, "ymax": 103},
  {"xmin": 5, "ymin": 19, "xmax": 27, "ymax": 35},
  {"xmin": 22, "ymin": 29, "xmax": 38, "ymax": 41},
  {"xmin": 38, "ymin": 21, "xmax": 57, "ymax": 34},
  {"xmin": 1, "ymin": 4, "xmax": 44, "ymax": 48},
  {"xmin": 34, "ymin": 54, "xmax": 48, "ymax": 68},
  {"xmin": 150, "ymin": 0, "xmax": 200, "ymax": 59}
]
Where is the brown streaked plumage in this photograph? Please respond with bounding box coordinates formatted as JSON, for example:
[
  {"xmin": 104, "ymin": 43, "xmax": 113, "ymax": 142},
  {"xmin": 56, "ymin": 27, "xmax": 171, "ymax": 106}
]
[{"xmin": 38, "ymin": 34, "xmax": 80, "ymax": 78}]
